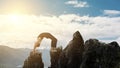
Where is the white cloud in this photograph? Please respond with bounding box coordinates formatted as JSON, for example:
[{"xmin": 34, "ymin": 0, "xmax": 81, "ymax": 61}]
[
  {"xmin": 65, "ymin": 0, "xmax": 89, "ymax": 8},
  {"xmin": 0, "ymin": 14, "xmax": 120, "ymax": 49},
  {"xmin": 65, "ymin": 0, "xmax": 77, "ymax": 5},
  {"xmin": 116, "ymin": 37, "xmax": 120, "ymax": 45},
  {"xmin": 103, "ymin": 10, "xmax": 120, "ymax": 16}
]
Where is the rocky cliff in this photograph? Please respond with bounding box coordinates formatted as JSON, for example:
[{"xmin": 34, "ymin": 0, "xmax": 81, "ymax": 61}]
[{"xmin": 23, "ymin": 31, "xmax": 120, "ymax": 68}]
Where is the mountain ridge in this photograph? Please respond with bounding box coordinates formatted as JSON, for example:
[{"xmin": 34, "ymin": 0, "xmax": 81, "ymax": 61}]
[{"xmin": 0, "ymin": 45, "xmax": 50, "ymax": 68}]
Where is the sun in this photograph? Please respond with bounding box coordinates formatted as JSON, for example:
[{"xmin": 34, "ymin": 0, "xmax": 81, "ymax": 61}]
[
  {"xmin": 7, "ymin": 13, "xmax": 24, "ymax": 25},
  {"xmin": 10, "ymin": 14, "xmax": 19, "ymax": 22}
]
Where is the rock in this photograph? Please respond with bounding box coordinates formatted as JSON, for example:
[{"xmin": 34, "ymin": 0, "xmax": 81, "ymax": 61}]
[
  {"xmin": 80, "ymin": 39, "xmax": 120, "ymax": 68},
  {"xmin": 23, "ymin": 31, "xmax": 120, "ymax": 68},
  {"xmin": 37, "ymin": 32, "xmax": 57, "ymax": 48},
  {"xmin": 49, "ymin": 47, "xmax": 62, "ymax": 68},
  {"xmin": 58, "ymin": 31, "xmax": 84, "ymax": 68},
  {"xmin": 23, "ymin": 51, "xmax": 44, "ymax": 68}
]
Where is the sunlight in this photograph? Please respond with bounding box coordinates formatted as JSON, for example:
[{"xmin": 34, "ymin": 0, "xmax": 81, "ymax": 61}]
[
  {"xmin": 1, "ymin": 0, "xmax": 36, "ymax": 26},
  {"xmin": 10, "ymin": 14, "xmax": 20, "ymax": 22},
  {"xmin": 7, "ymin": 13, "xmax": 24, "ymax": 25}
]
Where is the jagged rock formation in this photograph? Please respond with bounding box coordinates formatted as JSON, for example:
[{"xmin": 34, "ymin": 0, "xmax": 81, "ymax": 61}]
[
  {"xmin": 58, "ymin": 31, "xmax": 84, "ymax": 68},
  {"xmin": 80, "ymin": 39, "xmax": 120, "ymax": 68},
  {"xmin": 23, "ymin": 51, "xmax": 44, "ymax": 68},
  {"xmin": 23, "ymin": 31, "xmax": 120, "ymax": 68},
  {"xmin": 58, "ymin": 32, "xmax": 120, "ymax": 68},
  {"xmin": 49, "ymin": 47, "xmax": 62, "ymax": 68}
]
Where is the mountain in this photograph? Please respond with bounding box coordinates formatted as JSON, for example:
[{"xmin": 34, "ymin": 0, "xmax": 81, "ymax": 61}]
[
  {"xmin": 0, "ymin": 45, "xmax": 50, "ymax": 68},
  {"xmin": 0, "ymin": 45, "xmax": 30, "ymax": 68}
]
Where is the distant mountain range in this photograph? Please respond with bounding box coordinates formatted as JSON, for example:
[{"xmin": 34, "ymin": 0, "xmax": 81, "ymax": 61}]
[{"xmin": 0, "ymin": 45, "xmax": 50, "ymax": 68}]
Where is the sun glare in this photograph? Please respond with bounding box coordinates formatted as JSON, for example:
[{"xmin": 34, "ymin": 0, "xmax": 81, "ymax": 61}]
[
  {"xmin": 2, "ymin": 0, "xmax": 34, "ymax": 26},
  {"xmin": 7, "ymin": 13, "xmax": 24, "ymax": 25},
  {"xmin": 11, "ymin": 14, "xmax": 19, "ymax": 22}
]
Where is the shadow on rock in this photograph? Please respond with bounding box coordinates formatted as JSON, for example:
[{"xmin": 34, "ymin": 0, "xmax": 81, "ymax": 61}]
[
  {"xmin": 23, "ymin": 31, "xmax": 120, "ymax": 68},
  {"xmin": 58, "ymin": 31, "xmax": 84, "ymax": 68},
  {"xmin": 80, "ymin": 39, "xmax": 120, "ymax": 68}
]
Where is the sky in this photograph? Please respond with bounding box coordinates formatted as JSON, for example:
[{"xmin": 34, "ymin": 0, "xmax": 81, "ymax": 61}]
[{"xmin": 0, "ymin": 0, "xmax": 120, "ymax": 49}]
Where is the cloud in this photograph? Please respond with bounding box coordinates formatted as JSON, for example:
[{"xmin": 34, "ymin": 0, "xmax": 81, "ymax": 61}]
[
  {"xmin": 0, "ymin": 14, "xmax": 120, "ymax": 49},
  {"xmin": 116, "ymin": 37, "xmax": 120, "ymax": 45},
  {"xmin": 65, "ymin": 0, "xmax": 89, "ymax": 8},
  {"xmin": 103, "ymin": 10, "xmax": 120, "ymax": 16}
]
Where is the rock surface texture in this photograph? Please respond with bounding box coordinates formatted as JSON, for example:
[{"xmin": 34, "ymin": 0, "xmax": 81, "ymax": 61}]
[
  {"xmin": 80, "ymin": 39, "xmax": 120, "ymax": 68},
  {"xmin": 23, "ymin": 51, "xmax": 44, "ymax": 68},
  {"xmin": 58, "ymin": 31, "xmax": 84, "ymax": 68},
  {"xmin": 23, "ymin": 31, "xmax": 120, "ymax": 68}
]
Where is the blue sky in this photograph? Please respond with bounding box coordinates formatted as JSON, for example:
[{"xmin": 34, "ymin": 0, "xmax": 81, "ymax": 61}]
[
  {"xmin": 0, "ymin": 0, "xmax": 120, "ymax": 48},
  {"xmin": 0, "ymin": 0, "xmax": 120, "ymax": 16}
]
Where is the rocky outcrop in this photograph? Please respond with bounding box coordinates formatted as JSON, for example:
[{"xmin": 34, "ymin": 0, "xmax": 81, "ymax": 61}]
[
  {"xmin": 80, "ymin": 39, "xmax": 120, "ymax": 68},
  {"xmin": 58, "ymin": 38, "xmax": 120, "ymax": 68},
  {"xmin": 23, "ymin": 31, "xmax": 120, "ymax": 68},
  {"xmin": 49, "ymin": 47, "xmax": 62, "ymax": 68},
  {"xmin": 23, "ymin": 51, "xmax": 44, "ymax": 68},
  {"xmin": 58, "ymin": 31, "xmax": 84, "ymax": 68}
]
